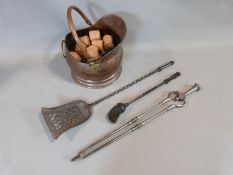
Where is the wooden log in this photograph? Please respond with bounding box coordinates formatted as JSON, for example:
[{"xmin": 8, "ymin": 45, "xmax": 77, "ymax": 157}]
[
  {"xmin": 75, "ymin": 42, "xmax": 86, "ymax": 55},
  {"xmin": 87, "ymin": 45, "xmax": 100, "ymax": 61},
  {"xmin": 89, "ymin": 30, "xmax": 101, "ymax": 40},
  {"xmin": 70, "ymin": 52, "xmax": 81, "ymax": 61},
  {"xmin": 103, "ymin": 34, "xmax": 114, "ymax": 50},
  {"xmin": 92, "ymin": 40, "xmax": 104, "ymax": 51},
  {"xmin": 79, "ymin": 35, "xmax": 90, "ymax": 47}
]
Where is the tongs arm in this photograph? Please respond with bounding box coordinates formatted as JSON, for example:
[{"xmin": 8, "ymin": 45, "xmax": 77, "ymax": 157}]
[{"xmin": 72, "ymin": 84, "xmax": 200, "ymax": 161}]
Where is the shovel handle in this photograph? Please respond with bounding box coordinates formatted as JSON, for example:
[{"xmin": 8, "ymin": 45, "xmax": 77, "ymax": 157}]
[{"xmin": 67, "ymin": 5, "xmax": 93, "ymax": 60}]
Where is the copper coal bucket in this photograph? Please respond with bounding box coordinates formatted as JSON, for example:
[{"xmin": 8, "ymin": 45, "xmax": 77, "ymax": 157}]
[{"xmin": 61, "ymin": 6, "xmax": 127, "ymax": 88}]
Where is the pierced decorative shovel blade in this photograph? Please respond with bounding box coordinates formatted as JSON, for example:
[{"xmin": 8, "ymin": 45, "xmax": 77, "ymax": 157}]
[{"xmin": 41, "ymin": 100, "xmax": 91, "ymax": 139}]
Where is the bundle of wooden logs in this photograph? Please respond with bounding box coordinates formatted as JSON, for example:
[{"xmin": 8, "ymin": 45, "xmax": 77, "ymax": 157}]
[{"xmin": 70, "ymin": 30, "xmax": 115, "ymax": 63}]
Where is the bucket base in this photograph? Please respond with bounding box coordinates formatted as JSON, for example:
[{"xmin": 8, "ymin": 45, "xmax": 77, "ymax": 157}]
[{"xmin": 71, "ymin": 66, "xmax": 122, "ymax": 89}]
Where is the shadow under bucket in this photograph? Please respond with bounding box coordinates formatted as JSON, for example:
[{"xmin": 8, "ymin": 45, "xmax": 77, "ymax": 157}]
[{"xmin": 62, "ymin": 6, "xmax": 127, "ymax": 88}]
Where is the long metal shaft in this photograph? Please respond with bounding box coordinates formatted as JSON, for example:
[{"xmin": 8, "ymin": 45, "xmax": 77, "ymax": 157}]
[
  {"xmin": 126, "ymin": 72, "xmax": 180, "ymax": 106},
  {"xmin": 78, "ymin": 96, "xmax": 170, "ymax": 153},
  {"xmin": 89, "ymin": 61, "xmax": 174, "ymax": 108},
  {"xmin": 72, "ymin": 84, "xmax": 200, "ymax": 161},
  {"xmin": 108, "ymin": 72, "xmax": 180, "ymax": 123},
  {"xmin": 71, "ymin": 106, "xmax": 170, "ymax": 161},
  {"xmin": 71, "ymin": 84, "xmax": 200, "ymax": 161}
]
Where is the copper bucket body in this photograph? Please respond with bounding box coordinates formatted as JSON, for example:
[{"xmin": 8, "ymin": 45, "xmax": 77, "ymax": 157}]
[{"xmin": 62, "ymin": 6, "xmax": 127, "ymax": 88}]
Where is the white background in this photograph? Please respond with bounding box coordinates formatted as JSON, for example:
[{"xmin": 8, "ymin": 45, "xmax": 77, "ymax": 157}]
[{"xmin": 0, "ymin": 0, "xmax": 233, "ymax": 174}]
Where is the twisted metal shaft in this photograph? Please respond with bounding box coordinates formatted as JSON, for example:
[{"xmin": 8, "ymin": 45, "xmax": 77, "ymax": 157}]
[{"xmin": 89, "ymin": 61, "xmax": 174, "ymax": 108}]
